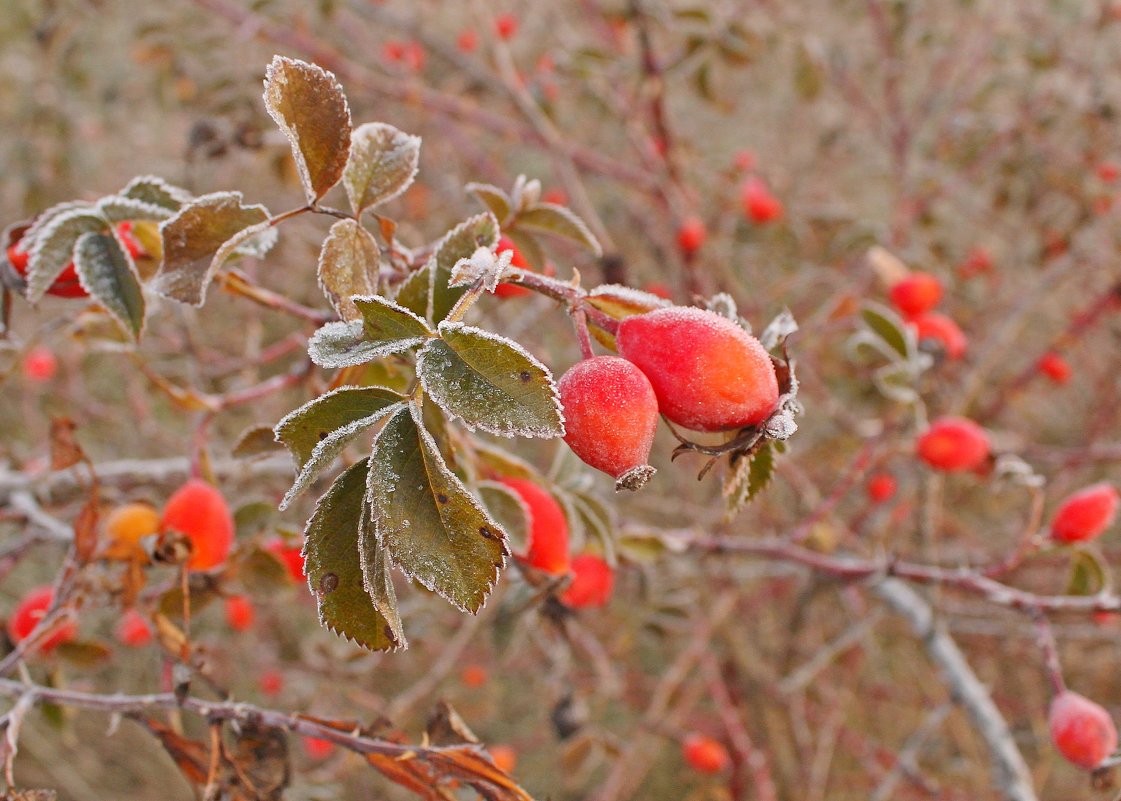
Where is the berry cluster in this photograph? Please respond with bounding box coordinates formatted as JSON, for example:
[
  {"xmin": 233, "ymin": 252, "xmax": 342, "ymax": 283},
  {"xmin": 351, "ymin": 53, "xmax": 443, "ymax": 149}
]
[{"xmin": 888, "ymin": 271, "xmax": 967, "ymax": 360}]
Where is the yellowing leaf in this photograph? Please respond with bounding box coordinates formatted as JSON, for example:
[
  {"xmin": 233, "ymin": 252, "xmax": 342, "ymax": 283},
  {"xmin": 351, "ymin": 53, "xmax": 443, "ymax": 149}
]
[
  {"xmin": 317, "ymin": 219, "xmax": 380, "ymax": 320},
  {"xmin": 343, "ymin": 122, "xmax": 421, "ymax": 215}
]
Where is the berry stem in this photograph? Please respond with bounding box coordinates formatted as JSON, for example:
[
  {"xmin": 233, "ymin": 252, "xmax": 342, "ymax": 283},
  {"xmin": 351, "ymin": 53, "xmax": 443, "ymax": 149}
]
[
  {"xmin": 570, "ymin": 307, "xmax": 596, "ymax": 360},
  {"xmin": 1032, "ymin": 614, "xmax": 1066, "ymax": 695}
]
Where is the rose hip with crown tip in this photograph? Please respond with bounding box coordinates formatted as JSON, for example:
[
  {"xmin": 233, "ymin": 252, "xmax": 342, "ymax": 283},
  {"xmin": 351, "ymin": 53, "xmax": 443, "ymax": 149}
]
[
  {"xmin": 916, "ymin": 417, "xmax": 991, "ymax": 472},
  {"xmin": 740, "ymin": 177, "xmax": 783, "ymax": 223},
  {"xmin": 7, "ymin": 586, "xmax": 76, "ymax": 651},
  {"xmin": 494, "ymin": 235, "xmax": 532, "ymax": 298},
  {"xmin": 22, "ymin": 346, "xmax": 57, "ymax": 383},
  {"xmin": 498, "ymin": 477, "xmax": 569, "ymax": 574},
  {"xmin": 161, "ymin": 479, "xmax": 235, "ymax": 571},
  {"xmin": 558, "ymin": 356, "xmax": 658, "ymax": 490},
  {"xmin": 1038, "ymin": 352, "xmax": 1072, "ymax": 384},
  {"xmin": 909, "ymin": 312, "xmax": 967, "ymax": 359},
  {"xmin": 676, "ymin": 216, "xmax": 707, "ymax": 256},
  {"xmin": 617, "ymin": 306, "xmax": 779, "ymax": 432},
  {"xmin": 1049, "ymin": 691, "xmax": 1118, "ymax": 769},
  {"xmin": 866, "ymin": 473, "xmax": 897, "ymax": 503},
  {"xmin": 682, "ymin": 733, "xmax": 730, "ymax": 774},
  {"xmin": 561, "ymin": 554, "xmax": 615, "ymax": 608},
  {"xmin": 1050, "ymin": 483, "xmax": 1119, "ymax": 544},
  {"xmin": 224, "ymin": 595, "xmax": 255, "ymax": 632},
  {"xmin": 889, "ymin": 272, "xmax": 943, "ymax": 318},
  {"xmin": 115, "ymin": 609, "xmax": 152, "ymax": 647}
]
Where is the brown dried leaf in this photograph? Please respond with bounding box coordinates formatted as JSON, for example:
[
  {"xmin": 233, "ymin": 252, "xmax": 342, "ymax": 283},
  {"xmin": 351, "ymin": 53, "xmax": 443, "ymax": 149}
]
[
  {"xmin": 425, "ymin": 701, "xmax": 480, "ymax": 746},
  {"xmin": 48, "ymin": 417, "xmax": 84, "ymax": 471},
  {"xmin": 317, "ymin": 219, "xmax": 380, "ymax": 320},
  {"xmin": 72, "ymin": 498, "xmax": 100, "ymax": 563},
  {"xmin": 142, "ymin": 719, "xmax": 211, "ymax": 785}
]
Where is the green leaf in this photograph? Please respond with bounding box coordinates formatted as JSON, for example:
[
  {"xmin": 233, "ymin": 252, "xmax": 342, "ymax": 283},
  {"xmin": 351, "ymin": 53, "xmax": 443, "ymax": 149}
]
[
  {"xmin": 466, "ymin": 182, "xmax": 512, "ymax": 224},
  {"xmin": 572, "ymin": 492, "xmax": 615, "ymax": 563},
  {"xmin": 1067, "ymin": 548, "xmax": 1110, "ymax": 596},
  {"xmin": 417, "ymin": 321, "xmax": 564, "ymax": 439},
  {"xmin": 861, "ymin": 302, "xmax": 914, "ymax": 360},
  {"xmin": 26, "ymin": 210, "xmax": 106, "ymax": 302},
  {"xmin": 357, "ymin": 500, "xmax": 406, "ymax": 648},
  {"xmin": 516, "ymin": 203, "xmax": 602, "ymax": 256},
  {"xmin": 353, "ymin": 294, "xmax": 433, "ymax": 341},
  {"xmin": 395, "ymin": 214, "xmax": 499, "ymax": 324},
  {"xmin": 317, "ymin": 219, "xmax": 380, "ymax": 320},
  {"xmin": 96, "ymin": 195, "xmax": 175, "ymax": 224},
  {"xmin": 22, "ymin": 200, "xmax": 94, "ymax": 245},
  {"xmin": 303, "ymin": 459, "xmax": 403, "ymax": 651},
  {"xmin": 153, "ymin": 192, "xmax": 272, "ymax": 306},
  {"xmin": 368, "ymin": 404, "xmax": 508, "ymax": 613},
  {"xmin": 307, "ymin": 320, "xmax": 418, "ymax": 368},
  {"xmin": 120, "ymin": 175, "xmax": 191, "ymax": 211},
  {"xmin": 262, "ymin": 56, "xmax": 352, "ymax": 203},
  {"xmin": 73, "ymin": 231, "xmax": 146, "ymax": 340},
  {"xmin": 343, "ymin": 122, "xmax": 421, "ymax": 215}
]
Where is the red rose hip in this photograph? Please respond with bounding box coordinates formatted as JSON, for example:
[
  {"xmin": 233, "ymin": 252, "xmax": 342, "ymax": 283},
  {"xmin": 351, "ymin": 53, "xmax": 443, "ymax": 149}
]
[
  {"xmin": 1050, "ymin": 483, "xmax": 1119, "ymax": 544},
  {"xmin": 7, "ymin": 585, "xmax": 76, "ymax": 652},
  {"xmin": 1049, "ymin": 690, "xmax": 1118, "ymax": 769},
  {"xmin": 675, "ymin": 216, "xmax": 707, "ymax": 256},
  {"xmin": 910, "ymin": 312, "xmax": 967, "ymax": 359},
  {"xmin": 561, "ymin": 554, "xmax": 615, "ymax": 608},
  {"xmin": 682, "ymin": 733, "xmax": 730, "ymax": 774},
  {"xmin": 915, "ymin": 417, "xmax": 990, "ymax": 472},
  {"xmin": 499, "ymin": 478, "xmax": 570, "ymax": 574},
  {"xmin": 740, "ymin": 177, "xmax": 783, "ymax": 223},
  {"xmin": 558, "ymin": 356, "xmax": 659, "ymax": 490},
  {"xmin": 160, "ymin": 479, "xmax": 235, "ymax": 571},
  {"xmin": 616, "ymin": 306, "xmax": 779, "ymax": 432},
  {"xmin": 889, "ymin": 272, "xmax": 943, "ymax": 317}
]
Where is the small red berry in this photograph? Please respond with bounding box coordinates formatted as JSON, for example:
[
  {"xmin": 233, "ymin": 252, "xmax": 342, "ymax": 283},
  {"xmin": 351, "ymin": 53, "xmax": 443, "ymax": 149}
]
[
  {"xmin": 401, "ymin": 40, "xmax": 425, "ymax": 73},
  {"xmin": 457, "ymin": 29, "xmax": 479, "ymax": 53},
  {"xmin": 460, "ymin": 664, "xmax": 489, "ymax": 688},
  {"xmin": 1037, "ymin": 352, "xmax": 1072, "ymax": 384},
  {"xmin": 382, "ymin": 40, "xmax": 406, "ymax": 63},
  {"xmin": 682, "ymin": 733, "xmax": 730, "ymax": 774},
  {"xmin": 866, "ymin": 473, "xmax": 897, "ymax": 503},
  {"xmin": 676, "ymin": 216, "xmax": 707, "ymax": 256},
  {"xmin": 161, "ymin": 479, "xmax": 235, "ymax": 571},
  {"xmin": 1099, "ymin": 161, "xmax": 1120, "ymax": 183},
  {"xmin": 499, "ymin": 478, "xmax": 570, "ymax": 575},
  {"xmin": 7, "ymin": 586, "xmax": 76, "ymax": 651},
  {"xmin": 956, "ymin": 247, "xmax": 993, "ymax": 279},
  {"xmin": 266, "ymin": 538, "xmax": 306, "ymax": 583},
  {"xmin": 740, "ymin": 177, "xmax": 784, "ymax": 224},
  {"xmin": 495, "ymin": 13, "xmax": 518, "ymax": 40},
  {"xmin": 259, "ymin": 669, "xmax": 284, "ymax": 696},
  {"xmin": 1049, "ymin": 691, "xmax": 1118, "ymax": 769},
  {"xmin": 22, "ymin": 346, "xmax": 58, "ymax": 382},
  {"xmin": 303, "ymin": 736, "xmax": 336, "ymax": 760},
  {"xmin": 1050, "ymin": 483, "xmax": 1119, "ymax": 544},
  {"xmin": 889, "ymin": 272, "xmax": 944, "ymax": 318},
  {"xmin": 561, "ymin": 554, "xmax": 615, "ymax": 608},
  {"xmin": 617, "ymin": 306, "xmax": 779, "ymax": 432},
  {"xmin": 115, "ymin": 609, "xmax": 152, "ymax": 647},
  {"xmin": 494, "ymin": 236, "xmax": 532, "ymax": 298},
  {"xmin": 909, "ymin": 312, "xmax": 967, "ymax": 359},
  {"xmin": 224, "ymin": 595, "xmax": 255, "ymax": 632},
  {"xmin": 558, "ymin": 356, "xmax": 659, "ymax": 487},
  {"xmin": 915, "ymin": 417, "xmax": 991, "ymax": 473}
]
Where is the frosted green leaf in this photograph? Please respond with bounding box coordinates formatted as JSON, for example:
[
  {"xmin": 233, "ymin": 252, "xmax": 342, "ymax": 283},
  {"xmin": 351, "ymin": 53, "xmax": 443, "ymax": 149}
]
[
  {"xmin": 318, "ymin": 219, "xmax": 380, "ymax": 320},
  {"xmin": 120, "ymin": 175, "xmax": 192, "ymax": 211},
  {"xmin": 343, "ymin": 122, "xmax": 421, "ymax": 215},
  {"xmin": 275, "ymin": 385, "xmax": 405, "ymax": 469},
  {"xmin": 357, "ymin": 499, "xmax": 406, "ymax": 648},
  {"xmin": 417, "ymin": 321, "xmax": 564, "ymax": 439},
  {"xmin": 571, "ymin": 492, "xmax": 615, "ymax": 564},
  {"xmin": 368, "ymin": 404, "xmax": 508, "ymax": 613},
  {"xmin": 26, "ymin": 210, "xmax": 106, "ymax": 302},
  {"xmin": 516, "ymin": 203, "xmax": 602, "ymax": 256},
  {"xmin": 153, "ymin": 192, "xmax": 271, "ymax": 306},
  {"xmin": 466, "ymin": 182, "xmax": 512, "ymax": 224},
  {"xmin": 307, "ymin": 321, "xmax": 424, "ymax": 368},
  {"xmin": 478, "ymin": 481, "xmax": 531, "ymax": 554},
  {"xmin": 395, "ymin": 213, "xmax": 499, "ymax": 324},
  {"xmin": 724, "ymin": 440, "xmax": 777, "ymax": 517},
  {"xmin": 352, "ymin": 294, "xmax": 433, "ymax": 341},
  {"xmin": 22, "ymin": 200, "xmax": 94, "ymax": 245},
  {"xmin": 96, "ymin": 195, "xmax": 175, "ymax": 224},
  {"xmin": 263, "ymin": 56, "xmax": 352, "ymax": 203},
  {"xmin": 303, "ymin": 459, "xmax": 403, "ymax": 651},
  {"xmin": 73, "ymin": 231, "xmax": 146, "ymax": 341}
]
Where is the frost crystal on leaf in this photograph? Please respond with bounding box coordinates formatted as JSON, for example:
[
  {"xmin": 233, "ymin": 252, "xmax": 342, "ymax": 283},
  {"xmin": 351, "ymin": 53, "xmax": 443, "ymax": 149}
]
[{"xmin": 448, "ymin": 246, "xmax": 513, "ymax": 293}]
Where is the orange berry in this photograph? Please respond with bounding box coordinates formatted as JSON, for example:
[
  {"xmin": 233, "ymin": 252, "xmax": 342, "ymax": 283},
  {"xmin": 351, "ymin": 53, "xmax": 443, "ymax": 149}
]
[
  {"xmin": 866, "ymin": 473, "xmax": 897, "ymax": 503},
  {"xmin": 302, "ymin": 736, "xmax": 336, "ymax": 760},
  {"xmin": 1050, "ymin": 483, "xmax": 1119, "ymax": 544},
  {"xmin": 909, "ymin": 312, "xmax": 967, "ymax": 359},
  {"xmin": 740, "ymin": 177, "xmax": 783, "ymax": 223},
  {"xmin": 495, "ymin": 13, "xmax": 518, "ymax": 40},
  {"xmin": 558, "ymin": 356, "xmax": 659, "ymax": 484},
  {"xmin": 460, "ymin": 664, "xmax": 489, "ymax": 688},
  {"xmin": 889, "ymin": 272, "xmax": 943, "ymax": 318},
  {"xmin": 682, "ymin": 733, "xmax": 730, "ymax": 774},
  {"xmin": 259, "ymin": 669, "xmax": 284, "ymax": 696},
  {"xmin": 499, "ymin": 478, "xmax": 570, "ymax": 574},
  {"xmin": 224, "ymin": 595, "xmax": 255, "ymax": 632},
  {"xmin": 1037, "ymin": 352, "xmax": 1072, "ymax": 384},
  {"xmin": 561, "ymin": 554, "xmax": 615, "ymax": 608},
  {"xmin": 160, "ymin": 479, "xmax": 234, "ymax": 571},
  {"xmin": 617, "ymin": 306, "xmax": 779, "ymax": 432},
  {"xmin": 489, "ymin": 744, "xmax": 517, "ymax": 773},
  {"xmin": 21, "ymin": 346, "xmax": 57, "ymax": 382},
  {"xmin": 7, "ymin": 586, "xmax": 76, "ymax": 651},
  {"xmin": 675, "ymin": 216, "xmax": 707, "ymax": 256},
  {"xmin": 266, "ymin": 538, "xmax": 306, "ymax": 583},
  {"xmin": 1049, "ymin": 691, "xmax": 1118, "ymax": 770},
  {"xmin": 915, "ymin": 417, "xmax": 991, "ymax": 473},
  {"xmin": 115, "ymin": 609, "xmax": 152, "ymax": 647},
  {"xmin": 106, "ymin": 502, "xmax": 161, "ymax": 550}
]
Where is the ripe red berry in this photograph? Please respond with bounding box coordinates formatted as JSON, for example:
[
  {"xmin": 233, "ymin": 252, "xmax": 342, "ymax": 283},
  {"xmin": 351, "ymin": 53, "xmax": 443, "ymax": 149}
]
[
  {"xmin": 494, "ymin": 236, "xmax": 532, "ymax": 298},
  {"xmin": 915, "ymin": 417, "xmax": 991, "ymax": 472},
  {"xmin": 909, "ymin": 312, "xmax": 967, "ymax": 359},
  {"xmin": 676, "ymin": 216, "xmax": 707, "ymax": 256},
  {"xmin": 302, "ymin": 736, "xmax": 336, "ymax": 760},
  {"xmin": 1049, "ymin": 691, "xmax": 1118, "ymax": 769},
  {"xmin": 617, "ymin": 307, "xmax": 779, "ymax": 432},
  {"xmin": 866, "ymin": 473, "xmax": 897, "ymax": 503},
  {"xmin": 224, "ymin": 595, "xmax": 256, "ymax": 632},
  {"xmin": 457, "ymin": 29, "xmax": 479, "ymax": 53},
  {"xmin": 22, "ymin": 346, "xmax": 58, "ymax": 382},
  {"xmin": 401, "ymin": 40, "xmax": 425, "ymax": 73},
  {"xmin": 7, "ymin": 240, "xmax": 88, "ymax": 299},
  {"xmin": 561, "ymin": 554, "xmax": 615, "ymax": 608},
  {"xmin": 1099, "ymin": 161, "xmax": 1120, "ymax": 183},
  {"xmin": 499, "ymin": 478, "xmax": 570, "ymax": 574},
  {"xmin": 460, "ymin": 664, "xmax": 489, "ymax": 688},
  {"xmin": 1037, "ymin": 352, "xmax": 1072, "ymax": 384},
  {"xmin": 495, "ymin": 13, "xmax": 518, "ymax": 40},
  {"xmin": 161, "ymin": 479, "xmax": 235, "ymax": 571},
  {"xmin": 740, "ymin": 177, "xmax": 784, "ymax": 224},
  {"xmin": 1050, "ymin": 483, "xmax": 1119, "ymax": 544},
  {"xmin": 7, "ymin": 586, "xmax": 76, "ymax": 651},
  {"xmin": 889, "ymin": 272, "xmax": 944, "ymax": 318},
  {"xmin": 259, "ymin": 669, "xmax": 284, "ymax": 696},
  {"xmin": 682, "ymin": 733, "xmax": 730, "ymax": 774},
  {"xmin": 558, "ymin": 356, "xmax": 659, "ymax": 489},
  {"xmin": 266, "ymin": 538, "xmax": 306, "ymax": 583},
  {"xmin": 956, "ymin": 247, "xmax": 993, "ymax": 279},
  {"xmin": 382, "ymin": 40, "xmax": 406, "ymax": 63},
  {"xmin": 115, "ymin": 609, "xmax": 152, "ymax": 647}
]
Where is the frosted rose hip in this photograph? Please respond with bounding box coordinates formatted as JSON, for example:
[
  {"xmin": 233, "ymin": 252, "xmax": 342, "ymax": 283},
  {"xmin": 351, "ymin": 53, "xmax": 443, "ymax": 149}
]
[
  {"xmin": 616, "ymin": 306, "xmax": 779, "ymax": 432},
  {"xmin": 915, "ymin": 417, "xmax": 990, "ymax": 472},
  {"xmin": 161, "ymin": 479, "xmax": 235, "ymax": 571},
  {"xmin": 1051, "ymin": 483, "xmax": 1119, "ymax": 544},
  {"xmin": 499, "ymin": 478, "xmax": 570, "ymax": 574},
  {"xmin": 559, "ymin": 356, "xmax": 658, "ymax": 490},
  {"xmin": 1049, "ymin": 690, "xmax": 1118, "ymax": 769},
  {"xmin": 561, "ymin": 554, "xmax": 615, "ymax": 608}
]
